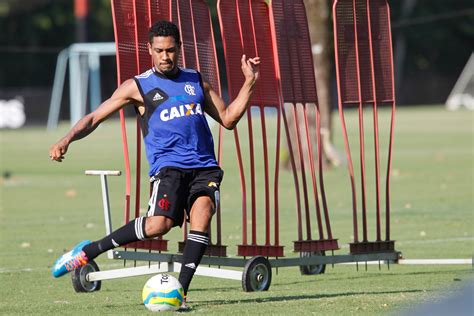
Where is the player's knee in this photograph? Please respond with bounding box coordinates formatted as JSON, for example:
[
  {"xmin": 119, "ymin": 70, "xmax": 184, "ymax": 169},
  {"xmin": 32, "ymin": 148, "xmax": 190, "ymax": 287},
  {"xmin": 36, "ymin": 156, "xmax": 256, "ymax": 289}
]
[
  {"xmin": 195, "ymin": 199, "xmax": 214, "ymax": 218},
  {"xmin": 145, "ymin": 216, "xmax": 173, "ymax": 237},
  {"xmin": 190, "ymin": 200, "xmax": 214, "ymax": 231}
]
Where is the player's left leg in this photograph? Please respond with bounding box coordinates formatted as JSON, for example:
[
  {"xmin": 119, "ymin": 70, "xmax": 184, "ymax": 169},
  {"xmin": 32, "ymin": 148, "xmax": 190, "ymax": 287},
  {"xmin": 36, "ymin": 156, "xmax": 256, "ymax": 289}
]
[
  {"xmin": 178, "ymin": 167, "xmax": 223, "ymax": 306},
  {"xmin": 178, "ymin": 196, "xmax": 214, "ymax": 295}
]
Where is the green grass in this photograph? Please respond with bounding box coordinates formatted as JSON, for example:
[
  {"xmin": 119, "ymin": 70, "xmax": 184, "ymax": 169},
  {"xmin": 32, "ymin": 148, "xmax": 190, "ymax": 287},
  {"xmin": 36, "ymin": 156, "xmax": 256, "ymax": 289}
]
[{"xmin": 0, "ymin": 105, "xmax": 472, "ymax": 315}]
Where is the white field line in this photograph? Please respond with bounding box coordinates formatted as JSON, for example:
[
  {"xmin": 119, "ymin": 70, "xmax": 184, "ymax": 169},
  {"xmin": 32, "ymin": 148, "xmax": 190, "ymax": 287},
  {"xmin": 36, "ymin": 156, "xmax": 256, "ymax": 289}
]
[
  {"xmin": 397, "ymin": 259, "xmax": 472, "ymax": 265},
  {"xmin": 339, "ymin": 237, "xmax": 474, "ymax": 249},
  {"xmin": 0, "ymin": 261, "xmax": 142, "ymax": 274},
  {"xmin": 395, "ymin": 237, "xmax": 474, "ymax": 245},
  {"xmin": 340, "ymin": 259, "xmax": 472, "ymax": 265}
]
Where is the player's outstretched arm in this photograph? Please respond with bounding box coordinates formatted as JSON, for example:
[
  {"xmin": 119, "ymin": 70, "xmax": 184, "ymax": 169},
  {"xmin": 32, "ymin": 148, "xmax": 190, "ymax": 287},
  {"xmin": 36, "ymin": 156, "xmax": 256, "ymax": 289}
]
[
  {"xmin": 204, "ymin": 54, "xmax": 260, "ymax": 130},
  {"xmin": 49, "ymin": 79, "xmax": 142, "ymax": 162}
]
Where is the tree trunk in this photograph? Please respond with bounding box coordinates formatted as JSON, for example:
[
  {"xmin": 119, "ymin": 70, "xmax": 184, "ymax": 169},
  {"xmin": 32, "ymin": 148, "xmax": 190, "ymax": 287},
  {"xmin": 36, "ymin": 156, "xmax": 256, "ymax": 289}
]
[{"xmin": 306, "ymin": 0, "xmax": 344, "ymax": 167}]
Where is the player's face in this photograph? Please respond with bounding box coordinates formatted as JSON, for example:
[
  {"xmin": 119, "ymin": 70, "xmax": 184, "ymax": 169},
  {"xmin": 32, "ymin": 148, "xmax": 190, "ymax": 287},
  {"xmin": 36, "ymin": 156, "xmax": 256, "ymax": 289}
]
[{"xmin": 148, "ymin": 36, "xmax": 180, "ymax": 75}]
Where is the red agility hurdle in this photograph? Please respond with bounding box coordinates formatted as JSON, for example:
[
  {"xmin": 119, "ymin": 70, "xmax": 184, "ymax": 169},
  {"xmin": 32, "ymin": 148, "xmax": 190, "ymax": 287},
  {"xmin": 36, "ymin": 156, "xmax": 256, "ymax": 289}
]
[
  {"xmin": 112, "ymin": 0, "xmax": 226, "ymax": 256},
  {"xmin": 271, "ymin": 0, "xmax": 339, "ymax": 256},
  {"xmin": 112, "ymin": 0, "xmax": 170, "ymax": 252},
  {"xmin": 333, "ymin": 0, "xmax": 396, "ymax": 253},
  {"xmin": 72, "ymin": 0, "xmax": 400, "ymax": 293},
  {"xmin": 172, "ymin": 0, "xmax": 226, "ymax": 256},
  {"xmin": 218, "ymin": 0, "xmax": 284, "ymax": 258}
]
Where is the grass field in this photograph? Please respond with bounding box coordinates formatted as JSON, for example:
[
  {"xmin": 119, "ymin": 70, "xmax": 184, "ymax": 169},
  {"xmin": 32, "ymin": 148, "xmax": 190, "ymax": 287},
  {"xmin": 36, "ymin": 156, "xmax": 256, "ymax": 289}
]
[{"xmin": 0, "ymin": 105, "xmax": 472, "ymax": 315}]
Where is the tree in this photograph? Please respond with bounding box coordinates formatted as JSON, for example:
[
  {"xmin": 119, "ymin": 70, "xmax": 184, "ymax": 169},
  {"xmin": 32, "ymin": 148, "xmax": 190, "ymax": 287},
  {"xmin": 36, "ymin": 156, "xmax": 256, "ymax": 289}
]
[{"xmin": 304, "ymin": 0, "xmax": 342, "ymax": 167}]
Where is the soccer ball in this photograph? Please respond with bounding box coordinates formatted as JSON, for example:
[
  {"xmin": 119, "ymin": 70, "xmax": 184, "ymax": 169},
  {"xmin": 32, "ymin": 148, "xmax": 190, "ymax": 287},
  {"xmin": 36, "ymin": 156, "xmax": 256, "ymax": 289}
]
[{"xmin": 142, "ymin": 274, "xmax": 184, "ymax": 312}]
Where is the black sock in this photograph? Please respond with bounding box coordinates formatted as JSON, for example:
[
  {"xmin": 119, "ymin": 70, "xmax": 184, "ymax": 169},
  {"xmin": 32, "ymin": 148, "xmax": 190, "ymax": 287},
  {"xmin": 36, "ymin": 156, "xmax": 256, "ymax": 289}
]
[
  {"xmin": 178, "ymin": 230, "xmax": 209, "ymax": 296},
  {"xmin": 82, "ymin": 217, "xmax": 148, "ymax": 260}
]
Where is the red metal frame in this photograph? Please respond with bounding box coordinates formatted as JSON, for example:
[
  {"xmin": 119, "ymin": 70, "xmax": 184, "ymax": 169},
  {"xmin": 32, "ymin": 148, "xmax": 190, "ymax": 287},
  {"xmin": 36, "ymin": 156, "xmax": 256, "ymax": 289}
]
[
  {"xmin": 111, "ymin": 0, "xmax": 171, "ymax": 252},
  {"xmin": 112, "ymin": 0, "xmax": 226, "ymax": 256},
  {"xmin": 110, "ymin": 0, "xmax": 396, "ymax": 259},
  {"xmin": 333, "ymin": 0, "xmax": 396, "ymax": 253},
  {"xmin": 173, "ymin": 0, "xmax": 226, "ymax": 256},
  {"xmin": 271, "ymin": 0, "xmax": 339, "ymax": 253},
  {"xmin": 218, "ymin": 0, "xmax": 283, "ymax": 257}
]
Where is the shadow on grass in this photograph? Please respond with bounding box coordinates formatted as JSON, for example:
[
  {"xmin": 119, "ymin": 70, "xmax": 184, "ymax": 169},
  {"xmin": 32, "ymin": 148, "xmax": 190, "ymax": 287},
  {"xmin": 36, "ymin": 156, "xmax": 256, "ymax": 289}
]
[
  {"xmin": 273, "ymin": 267, "xmax": 472, "ymax": 283},
  {"xmin": 188, "ymin": 268, "xmax": 470, "ymax": 293},
  {"xmin": 88, "ymin": 267, "xmax": 470, "ymax": 298},
  {"xmin": 191, "ymin": 289, "xmax": 425, "ymax": 307}
]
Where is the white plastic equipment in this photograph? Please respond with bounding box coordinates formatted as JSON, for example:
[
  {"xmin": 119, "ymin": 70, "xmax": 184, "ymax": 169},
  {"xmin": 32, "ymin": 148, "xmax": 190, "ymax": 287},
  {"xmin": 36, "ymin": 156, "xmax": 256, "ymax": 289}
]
[{"xmin": 446, "ymin": 53, "xmax": 474, "ymax": 111}]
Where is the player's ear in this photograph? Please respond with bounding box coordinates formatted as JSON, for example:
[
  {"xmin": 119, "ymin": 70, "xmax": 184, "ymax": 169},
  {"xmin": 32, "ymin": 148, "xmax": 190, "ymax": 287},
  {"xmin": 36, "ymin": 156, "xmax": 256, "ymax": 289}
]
[{"xmin": 147, "ymin": 42, "xmax": 152, "ymax": 55}]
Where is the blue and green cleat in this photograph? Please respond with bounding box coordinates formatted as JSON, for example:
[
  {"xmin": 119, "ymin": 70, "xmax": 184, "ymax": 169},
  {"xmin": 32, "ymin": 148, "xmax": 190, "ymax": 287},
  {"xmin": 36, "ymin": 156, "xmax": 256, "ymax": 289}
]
[{"xmin": 52, "ymin": 240, "xmax": 91, "ymax": 278}]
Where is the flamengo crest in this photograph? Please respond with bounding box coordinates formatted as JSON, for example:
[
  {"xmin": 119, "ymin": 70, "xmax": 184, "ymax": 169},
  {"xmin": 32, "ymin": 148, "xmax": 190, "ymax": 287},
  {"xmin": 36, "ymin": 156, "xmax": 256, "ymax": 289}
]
[{"xmin": 184, "ymin": 83, "xmax": 195, "ymax": 96}]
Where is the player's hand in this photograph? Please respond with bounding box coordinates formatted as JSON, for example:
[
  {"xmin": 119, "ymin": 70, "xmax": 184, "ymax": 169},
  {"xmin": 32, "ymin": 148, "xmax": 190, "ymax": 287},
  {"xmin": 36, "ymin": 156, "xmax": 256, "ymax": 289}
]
[
  {"xmin": 49, "ymin": 140, "xmax": 69, "ymax": 162},
  {"xmin": 241, "ymin": 54, "xmax": 260, "ymax": 82}
]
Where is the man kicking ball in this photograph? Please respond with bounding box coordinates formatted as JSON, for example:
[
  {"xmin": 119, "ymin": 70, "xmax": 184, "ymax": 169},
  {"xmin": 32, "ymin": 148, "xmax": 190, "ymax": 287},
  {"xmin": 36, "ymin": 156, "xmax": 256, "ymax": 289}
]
[{"xmin": 49, "ymin": 20, "xmax": 260, "ymax": 309}]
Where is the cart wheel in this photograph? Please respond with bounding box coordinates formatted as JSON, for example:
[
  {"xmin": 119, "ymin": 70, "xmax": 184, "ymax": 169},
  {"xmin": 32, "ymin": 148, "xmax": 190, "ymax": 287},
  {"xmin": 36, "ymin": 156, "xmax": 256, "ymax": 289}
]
[
  {"xmin": 71, "ymin": 260, "xmax": 102, "ymax": 293},
  {"xmin": 242, "ymin": 256, "xmax": 272, "ymax": 292},
  {"xmin": 299, "ymin": 251, "xmax": 326, "ymax": 275}
]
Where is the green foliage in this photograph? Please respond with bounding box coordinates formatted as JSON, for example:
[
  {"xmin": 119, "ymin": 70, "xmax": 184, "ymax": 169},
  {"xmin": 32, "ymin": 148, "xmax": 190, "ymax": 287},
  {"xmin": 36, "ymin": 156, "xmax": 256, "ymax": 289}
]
[
  {"xmin": 0, "ymin": 0, "xmax": 472, "ymax": 104},
  {"xmin": 0, "ymin": 0, "xmax": 113, "ymax": 45},
  {"xmin": 390, "ymin": 0, "xmax": 474, "ymax": 104},
  {"xmin": 392, "ymin": 0, "xmax": 474, "ymax": 76},
  {"xmin": 0, "ymin": 0, "xmax": 113, "ymax": 87}
]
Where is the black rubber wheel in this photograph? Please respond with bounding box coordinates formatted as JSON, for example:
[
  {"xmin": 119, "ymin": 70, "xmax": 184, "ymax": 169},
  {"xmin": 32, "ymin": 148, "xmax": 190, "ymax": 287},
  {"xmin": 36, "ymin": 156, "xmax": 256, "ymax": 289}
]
[
  {"xmin": 242, "ymin": 256, "xmax": 272, "ymax": 292},
  {"xmin": 299, "ymin": 251, "xmax": 326, "ymax": 275},
  {"xmin": 71, "ymin": 260, "xmax": 102, "ymax": 293}
]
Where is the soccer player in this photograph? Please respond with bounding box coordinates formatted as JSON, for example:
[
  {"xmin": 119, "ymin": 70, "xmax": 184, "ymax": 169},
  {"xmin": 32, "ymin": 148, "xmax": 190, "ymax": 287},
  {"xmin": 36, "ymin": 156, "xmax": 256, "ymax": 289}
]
[{"xmin": 49, "ymin": 20, "xmax": 260, "ymax": 308}]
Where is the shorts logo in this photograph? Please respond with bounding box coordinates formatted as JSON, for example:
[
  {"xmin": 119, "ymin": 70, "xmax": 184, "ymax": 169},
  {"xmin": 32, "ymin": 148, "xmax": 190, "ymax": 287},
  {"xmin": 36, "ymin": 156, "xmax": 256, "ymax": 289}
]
[
  {"xmin": 158, "ymin": 195, "xmax": 170, "ymax": 211},
  {"xmin": 208, "ymin": 181, "xmax": 218, "ymax": 188},
  {"xmin": 184, "ymin": 83, "xmax": 196, "ymax": 95}
]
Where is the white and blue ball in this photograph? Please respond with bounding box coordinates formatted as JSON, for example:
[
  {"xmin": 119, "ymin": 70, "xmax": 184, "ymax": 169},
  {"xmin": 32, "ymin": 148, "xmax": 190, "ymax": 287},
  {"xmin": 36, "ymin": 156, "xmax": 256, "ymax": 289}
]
[{"xmin": 142, "ymin": 274, "xmax": 184, "ymax": 312}]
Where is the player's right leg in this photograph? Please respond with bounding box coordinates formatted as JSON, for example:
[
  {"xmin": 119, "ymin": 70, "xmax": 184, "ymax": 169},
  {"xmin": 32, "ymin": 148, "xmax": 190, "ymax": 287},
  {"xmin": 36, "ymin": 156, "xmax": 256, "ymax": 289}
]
[
  {"xmin": 52, "ymin": 167, "xmax": 185, "ymax": 278},
  {"xmin": 51, "ymin": 216, "xmax": 173, "ymax": 278},
  {"xmin": 51, "ymin": 240, "xmax": 92, "ymax": 278}
]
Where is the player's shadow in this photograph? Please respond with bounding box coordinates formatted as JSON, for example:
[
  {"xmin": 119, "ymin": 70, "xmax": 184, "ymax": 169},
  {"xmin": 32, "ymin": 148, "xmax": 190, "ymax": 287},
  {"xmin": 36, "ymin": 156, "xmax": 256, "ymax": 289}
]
[{"xmin": 192, "ymin": 289, "xmax": 425, "ymax": 307}]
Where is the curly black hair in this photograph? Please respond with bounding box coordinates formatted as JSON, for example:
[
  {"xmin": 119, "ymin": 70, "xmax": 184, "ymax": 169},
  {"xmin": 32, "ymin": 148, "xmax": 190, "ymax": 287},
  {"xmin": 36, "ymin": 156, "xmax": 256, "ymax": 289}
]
[{"xmin": 148, "ymin": 20, "xmax": 181, "ymax": 46}]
